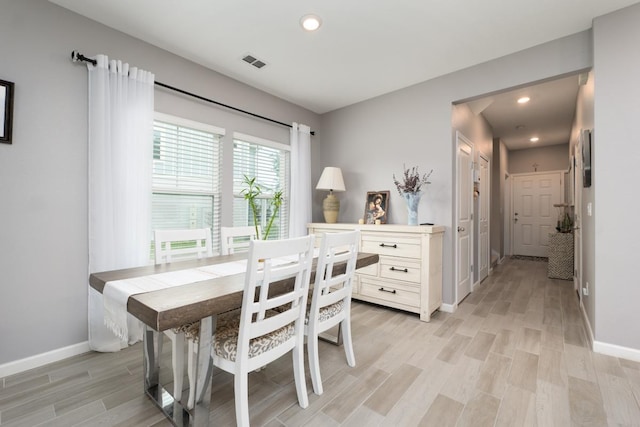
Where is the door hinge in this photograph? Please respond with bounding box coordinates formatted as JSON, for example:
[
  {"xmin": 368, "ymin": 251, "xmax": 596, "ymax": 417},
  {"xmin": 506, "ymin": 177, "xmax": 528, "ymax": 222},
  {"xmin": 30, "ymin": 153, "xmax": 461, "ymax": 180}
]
[{"xmin": 470, "ymin": 265, "xmax": 474, "ymax": 272}]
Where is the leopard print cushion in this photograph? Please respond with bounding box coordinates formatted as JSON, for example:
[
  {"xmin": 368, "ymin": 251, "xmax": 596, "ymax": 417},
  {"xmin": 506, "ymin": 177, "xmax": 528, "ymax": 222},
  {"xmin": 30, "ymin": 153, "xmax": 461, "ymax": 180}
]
[
  {"xmin": 212, "ymin": 310, "xmax": 295, "ymax": 362},
  {"xmin": 306, "ymin": 299, "xmax": 345, "ymax": 324}
]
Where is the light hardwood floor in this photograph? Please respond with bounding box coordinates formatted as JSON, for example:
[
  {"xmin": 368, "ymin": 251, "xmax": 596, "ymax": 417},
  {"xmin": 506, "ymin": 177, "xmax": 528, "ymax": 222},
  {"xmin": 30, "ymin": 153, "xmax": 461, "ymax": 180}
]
[{"xmin": 2, "ymin": 257, "xmax": 640, "ymax": 426}]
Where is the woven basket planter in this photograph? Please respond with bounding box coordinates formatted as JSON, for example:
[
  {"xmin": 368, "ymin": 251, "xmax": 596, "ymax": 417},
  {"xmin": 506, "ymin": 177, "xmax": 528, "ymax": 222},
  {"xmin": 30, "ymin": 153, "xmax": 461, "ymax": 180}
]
[{"xmin": 547, "ymin": 232, "xmax": 574, "ymax": 280}]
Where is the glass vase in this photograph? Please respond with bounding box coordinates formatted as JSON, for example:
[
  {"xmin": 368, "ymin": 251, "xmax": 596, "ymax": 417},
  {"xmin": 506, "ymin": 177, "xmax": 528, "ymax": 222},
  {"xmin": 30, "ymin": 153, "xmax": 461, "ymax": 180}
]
[{"xmin": 403, "ymin": 191, "xmax": 422, "ymax": 225}]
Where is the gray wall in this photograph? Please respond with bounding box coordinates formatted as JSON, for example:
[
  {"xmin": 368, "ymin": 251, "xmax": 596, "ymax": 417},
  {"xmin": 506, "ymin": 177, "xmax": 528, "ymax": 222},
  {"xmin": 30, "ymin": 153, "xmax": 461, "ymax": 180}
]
[
  {"xmin": 593, "ymin": 4, "xmax": 640, "ymax": 351},
  {"xmin": 0, "ymin": 0, "xmax": 320, "ymax": 365},
  {"xmin": 319, "ymin": 31, "xmax": 592, "ymax": 306},
  {"xmin": 492, "ymin": 138, "xmax": 509, "ymax": 262},
  {"xmin": 508, "ymin": 144, "xmax": 571, "ymax": 174},
  {"xmin": 570, "ymin": 70, "xmax": 595, "ymax": 332}
]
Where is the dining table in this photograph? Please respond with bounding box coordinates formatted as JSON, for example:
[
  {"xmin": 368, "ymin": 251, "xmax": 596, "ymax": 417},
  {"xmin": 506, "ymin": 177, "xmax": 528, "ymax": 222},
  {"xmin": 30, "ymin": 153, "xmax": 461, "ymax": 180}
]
[{"xmin": 89, "ymin": 250, "xmax": 379, "ymax": 427}]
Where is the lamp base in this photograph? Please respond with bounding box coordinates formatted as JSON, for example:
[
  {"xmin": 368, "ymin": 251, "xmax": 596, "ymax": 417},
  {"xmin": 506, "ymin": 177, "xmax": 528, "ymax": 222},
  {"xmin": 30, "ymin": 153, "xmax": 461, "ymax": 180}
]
[{"xmin": 322, "ymin": 193, "xmax": 340, "ymax": 223}]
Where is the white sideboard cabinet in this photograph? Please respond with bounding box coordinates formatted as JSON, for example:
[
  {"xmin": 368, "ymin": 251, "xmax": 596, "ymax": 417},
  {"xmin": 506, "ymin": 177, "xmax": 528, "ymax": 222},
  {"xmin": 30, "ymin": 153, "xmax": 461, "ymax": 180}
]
[{"xmin": 308, "ymin": 223, "xmax": 445, "ymax": 322}]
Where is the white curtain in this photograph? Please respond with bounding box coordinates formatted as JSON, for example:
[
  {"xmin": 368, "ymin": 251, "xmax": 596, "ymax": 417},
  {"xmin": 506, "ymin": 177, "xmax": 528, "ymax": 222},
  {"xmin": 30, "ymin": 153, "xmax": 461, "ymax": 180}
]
[
  {"xmin": 87, "ymin": 55, "xmax": 155, "ymax": 351},
  {"xmin": 288, "ymin": 123, "xmax": 312, "ymax": 237}
]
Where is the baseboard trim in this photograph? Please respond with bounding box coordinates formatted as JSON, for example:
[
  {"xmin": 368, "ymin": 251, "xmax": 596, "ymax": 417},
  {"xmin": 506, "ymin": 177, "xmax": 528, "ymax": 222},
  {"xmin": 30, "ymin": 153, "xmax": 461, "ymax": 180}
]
[
  {"xmin": 0, "ymin": 342, "xmax": 91, "ymax": 378},
  {"xmin": 579, "ymin": 298, "xmax": 595, "ymax": 347},
  {"xmin": 593, "ymin": 340, "xmax": 640, "ymax": 363},
  {"xmin": 579, "ymin": 300, "xmax": 640, "ymax": 362}
]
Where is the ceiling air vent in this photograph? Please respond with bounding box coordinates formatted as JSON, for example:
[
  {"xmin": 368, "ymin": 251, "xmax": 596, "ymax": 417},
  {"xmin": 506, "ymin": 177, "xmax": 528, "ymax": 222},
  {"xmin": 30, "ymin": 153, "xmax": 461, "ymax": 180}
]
[{"xmin": 242, "ymin": 54, "xmax": 267, "ymax": 69}]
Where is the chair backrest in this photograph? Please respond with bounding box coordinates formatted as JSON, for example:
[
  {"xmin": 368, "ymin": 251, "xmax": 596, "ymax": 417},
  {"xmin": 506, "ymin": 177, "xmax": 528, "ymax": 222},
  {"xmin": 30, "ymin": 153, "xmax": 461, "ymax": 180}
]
[
  {"xmin": 308, "ymin": 230, "xmax": 360, "ymax": 328},
  {"xmin": 154, "ymin": 228, "xmax": 213, "ymax": 264},
  {"xmin": 220, "ymin": 226, "xmax": 261, "ymax": 255},
  {"xmin": 238, "ymin": 235, "xmax": 315, "ymax": 369}
]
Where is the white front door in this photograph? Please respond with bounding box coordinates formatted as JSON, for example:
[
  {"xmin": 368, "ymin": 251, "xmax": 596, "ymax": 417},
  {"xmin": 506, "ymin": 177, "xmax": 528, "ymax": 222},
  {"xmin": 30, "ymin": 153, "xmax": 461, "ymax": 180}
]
[
  {"xmin": 456, "ymin": 132, "xmax": 473, "ymax": 303},
  {"xmin": 512, "ymin": 172, "xmax": 562, "ymax": 257},
  {"xmin": 478, "ymin": 153, "xmax": 490, "ymax": 281}
]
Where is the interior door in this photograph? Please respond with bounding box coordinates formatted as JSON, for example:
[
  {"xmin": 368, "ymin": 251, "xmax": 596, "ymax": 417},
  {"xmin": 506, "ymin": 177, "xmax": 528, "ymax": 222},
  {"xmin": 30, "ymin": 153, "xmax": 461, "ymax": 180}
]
[
  {"xmin": 478, "ymin": 153, "xmax": 489, "ymax": 281},
  {"xmin": 512, "ymin": 172, "xmax": 562, "ymax": 257},
  {"xmin": 456, "ymin": 132, "xmax": 473, "ymax": 303}
]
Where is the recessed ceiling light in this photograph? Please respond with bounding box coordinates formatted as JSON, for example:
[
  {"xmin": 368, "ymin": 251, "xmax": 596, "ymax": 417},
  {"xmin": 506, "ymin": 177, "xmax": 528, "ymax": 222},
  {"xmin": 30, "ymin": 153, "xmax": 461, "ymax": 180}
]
[
  {"xmin": 301, "ymin": 14, "xmax": 322, "ymax": 31},
  {"xmin": 530, "ymin": 137, "xmax": 539, "ymax": 142},
  {"xmin": 517, "ymin": 97, "xmax": 530, "ymax": 104}
]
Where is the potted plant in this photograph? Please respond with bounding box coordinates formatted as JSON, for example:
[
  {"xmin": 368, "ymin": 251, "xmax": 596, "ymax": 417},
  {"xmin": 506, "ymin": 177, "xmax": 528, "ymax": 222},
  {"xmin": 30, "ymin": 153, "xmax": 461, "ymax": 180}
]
[{"xmin": 241, "ymin": 175, "xmax": 283, "ymax": 240}]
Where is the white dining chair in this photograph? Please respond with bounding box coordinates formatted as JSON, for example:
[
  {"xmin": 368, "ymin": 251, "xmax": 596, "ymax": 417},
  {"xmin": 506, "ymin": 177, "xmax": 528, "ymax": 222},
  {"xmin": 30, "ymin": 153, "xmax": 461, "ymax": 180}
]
[
  {"xmin": 211, "ymin": 235, "xmax": 315, "ymax": 426},
  {"xmin": 305, "ymin": 230, "xmax": 360, "ymax": 395},
  {"xmin": 220, "ymin": 225, "xmax": 260, "ymax": 255},
  {"xmin": 153, "ymin": 228, "xmax": 213, "ymax": 408}
]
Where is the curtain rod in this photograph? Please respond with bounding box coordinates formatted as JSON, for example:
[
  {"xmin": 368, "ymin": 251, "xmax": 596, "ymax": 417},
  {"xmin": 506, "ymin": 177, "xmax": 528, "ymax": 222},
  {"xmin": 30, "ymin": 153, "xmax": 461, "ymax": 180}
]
[{"xmin": 71, "ymin": 51, "xmax": 314, "ymax": 136}]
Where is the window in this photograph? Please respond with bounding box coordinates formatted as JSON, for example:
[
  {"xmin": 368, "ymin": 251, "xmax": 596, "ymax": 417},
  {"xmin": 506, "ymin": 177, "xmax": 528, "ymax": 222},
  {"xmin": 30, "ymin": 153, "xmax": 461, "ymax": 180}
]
[
  {"xmin": 232, "ymin": 133, "xmax": 290, "ymax": 240},
  {"xmin": 152, "ymin": 113, "xmax": 224, "ymax": 252}
]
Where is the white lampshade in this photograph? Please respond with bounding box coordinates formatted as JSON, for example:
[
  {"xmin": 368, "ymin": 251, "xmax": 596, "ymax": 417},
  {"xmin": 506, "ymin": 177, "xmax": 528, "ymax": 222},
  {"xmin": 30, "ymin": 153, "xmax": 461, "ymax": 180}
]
[{"xmin": 316, "ymin": 167, "xmax": 346, "ymax": 192}]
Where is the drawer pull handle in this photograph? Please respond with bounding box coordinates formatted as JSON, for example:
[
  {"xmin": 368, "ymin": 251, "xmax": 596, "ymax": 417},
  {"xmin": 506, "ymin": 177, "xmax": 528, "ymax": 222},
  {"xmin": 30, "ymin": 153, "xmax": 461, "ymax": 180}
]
[
  {"xmin": 378, "ymin": 287, "xmax": 397, "ymax": 294},
  {"xmin": 389, "ymin": 267, "xmax": 409, "ymax": 273},
  {"xmin": 379, "ymin": 243, "xmax": 397, "ymax": 248}
]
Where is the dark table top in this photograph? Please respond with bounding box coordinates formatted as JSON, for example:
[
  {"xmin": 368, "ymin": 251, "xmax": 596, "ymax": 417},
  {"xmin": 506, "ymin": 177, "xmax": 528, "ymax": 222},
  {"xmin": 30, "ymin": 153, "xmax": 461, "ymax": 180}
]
[{"xmin": 89, "ymin": 252, "xmax": 379, "ymax": 332}]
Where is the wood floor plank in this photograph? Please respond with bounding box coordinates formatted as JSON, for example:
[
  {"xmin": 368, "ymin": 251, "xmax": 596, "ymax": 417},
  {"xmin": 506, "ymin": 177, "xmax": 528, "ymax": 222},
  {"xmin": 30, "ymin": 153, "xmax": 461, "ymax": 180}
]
[
  {"xmin": 475, "ymin": 352, "xmax": 512, "ymax": 398},
  {"xmin": 440, "ymin": 356, "xmax": 484, "ymax": 404},
  {"xmin": 363, "ymin": 363, "xmax": 422, "ymax": 416},
  {"xmin": 322, "ymin": 367, "xmax": 389, "ymax": 423},
  {"xmin": 535, "ymin": 380, "xmax": 571, "ymax": 426},
  {"xmin": 402, "ymin": 358, "xmax": 454, "ymax": 408},
  {"xmin": 537, "ymin": 347, "xmax": 568, "ymax": 387},
  {"xmin": 437, "ymin": 334, "xmax": 473, "ymax": 364},
  {"xmin": 568, "ymin": 375, "xmax": 608, "ymax": 426},
  {"xmin": 417, "ymin": 394, "xmax": 463, "ymax": 427},
  {"xmin": 456, "ymin": 391, "xmax": 500, "ymax": 427},
  {"xmin": 464, "ymin": 331, "xmax": 496, "ymax": 362},
  {"xmin": 507, "ymin": 350, "xmax": 539, "ymax": 393},
  {"xmin": 598, "ymin": 372, "xmax": 640, "ymax": 426},
  {"xmin": 495, "ymin": 385, "xmax": 537, "ymax": 427}
]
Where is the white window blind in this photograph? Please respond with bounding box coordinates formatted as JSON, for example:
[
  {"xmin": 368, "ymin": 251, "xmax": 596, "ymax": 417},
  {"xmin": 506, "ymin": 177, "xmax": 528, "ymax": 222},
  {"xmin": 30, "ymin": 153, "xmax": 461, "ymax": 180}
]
[
  {"xmin": 152, "ymin": 114, "xmax": 224, "ymax": 253},
  {"xmin": 232, "ymin": 134, "xmax": 290, "ymax": 240}
]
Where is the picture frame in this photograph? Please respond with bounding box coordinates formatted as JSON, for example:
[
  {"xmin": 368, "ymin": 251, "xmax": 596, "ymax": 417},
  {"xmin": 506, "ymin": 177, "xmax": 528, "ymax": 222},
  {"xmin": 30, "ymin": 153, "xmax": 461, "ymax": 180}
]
[
  {"xmin": 363, "ymin": 191, "xmax": 389, "ymax": 224},
  {"xmin": 0, "ymin": 79, "xmax": 14, "ymax": 144},
  {"xmin": 582, "ymin": 129, "xmax": 592, "ymax": 188}
]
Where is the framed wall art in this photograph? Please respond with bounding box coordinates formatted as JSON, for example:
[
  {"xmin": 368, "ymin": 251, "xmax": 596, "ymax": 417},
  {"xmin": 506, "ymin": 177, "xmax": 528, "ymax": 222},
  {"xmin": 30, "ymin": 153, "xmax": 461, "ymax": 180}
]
[
  {"xmin": 0, "ymin": 79, "xmax": 14, "ymax": 144},
  {"xmin": 364, "ymin": 191, "xmax": 389, "ymax": 224},
  {"xmin": 582, "ymin": 129, "xmax": 592, "ymax": 188}
]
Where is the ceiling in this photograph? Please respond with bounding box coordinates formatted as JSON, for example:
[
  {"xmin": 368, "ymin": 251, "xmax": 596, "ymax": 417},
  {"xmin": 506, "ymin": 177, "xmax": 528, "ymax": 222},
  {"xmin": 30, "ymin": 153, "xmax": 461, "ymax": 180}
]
[
  {"xmin": 467, "ymin": 74, "xmax": 583, "ymax": 150},
  {"xmin": 50, "ymin": 0, "xmax": 634, "ymax": 149}
]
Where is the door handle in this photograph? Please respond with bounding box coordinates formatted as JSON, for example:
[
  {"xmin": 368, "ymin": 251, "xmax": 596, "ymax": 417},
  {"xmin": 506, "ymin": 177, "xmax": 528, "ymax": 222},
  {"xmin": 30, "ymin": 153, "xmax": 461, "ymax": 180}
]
[{"xmin": 458, "ymin": 226, "xmax": 465, "ymax": 232}]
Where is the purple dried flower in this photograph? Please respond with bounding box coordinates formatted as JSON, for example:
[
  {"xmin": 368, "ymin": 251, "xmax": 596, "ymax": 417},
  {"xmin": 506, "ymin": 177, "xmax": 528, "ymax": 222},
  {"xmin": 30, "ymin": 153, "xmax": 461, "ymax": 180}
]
[{"xmin": 393, "ymin": 165, "xmax": 433, "ymax": 195}]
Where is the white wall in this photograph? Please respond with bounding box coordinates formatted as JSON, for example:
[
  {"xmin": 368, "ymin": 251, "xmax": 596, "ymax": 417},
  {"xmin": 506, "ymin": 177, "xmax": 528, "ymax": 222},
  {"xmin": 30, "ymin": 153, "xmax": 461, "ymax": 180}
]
[
  {"xmin": 0, "ymin": 0, "xmax": 320, "ymax": 367},
  {"xmin": 319, "ymin": 31, "xmax": 592, "ymax": 305},
  {"xmin": 508, "ymin": 144, "xmax": 570, "ymax": 174},
  {"xmin": 593, "ymin": 4, "xmax": 640, "ymax": 353}
]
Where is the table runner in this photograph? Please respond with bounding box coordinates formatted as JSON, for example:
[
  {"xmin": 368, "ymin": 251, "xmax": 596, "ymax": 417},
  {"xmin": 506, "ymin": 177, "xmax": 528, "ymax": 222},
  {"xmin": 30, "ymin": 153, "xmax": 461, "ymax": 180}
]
[{"xmin": 103, "ymin": 251, "xmax": 318, "ymax": 340}]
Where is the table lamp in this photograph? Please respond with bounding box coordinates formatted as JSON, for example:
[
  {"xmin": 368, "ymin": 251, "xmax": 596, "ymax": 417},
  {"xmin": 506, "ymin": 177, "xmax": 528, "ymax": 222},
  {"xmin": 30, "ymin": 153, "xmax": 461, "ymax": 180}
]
[{"xmin": 316, "ymin": 167, "xmax": 346, "ymax": 223}]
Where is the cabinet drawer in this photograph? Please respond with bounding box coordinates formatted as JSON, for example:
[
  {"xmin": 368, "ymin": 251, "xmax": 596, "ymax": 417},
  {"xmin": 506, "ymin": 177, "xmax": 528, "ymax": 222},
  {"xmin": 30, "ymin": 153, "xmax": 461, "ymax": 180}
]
[
  {"xmin": 361, "ymin": 233, "xmax": 421, "ymax": 259},
  {"xmin": 359, "ymin": 278, "xmax": 420, "ymax": 308},
  {"xmin": 379, "ymin": 257, "xmax": 421, "ymax": 283}
]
